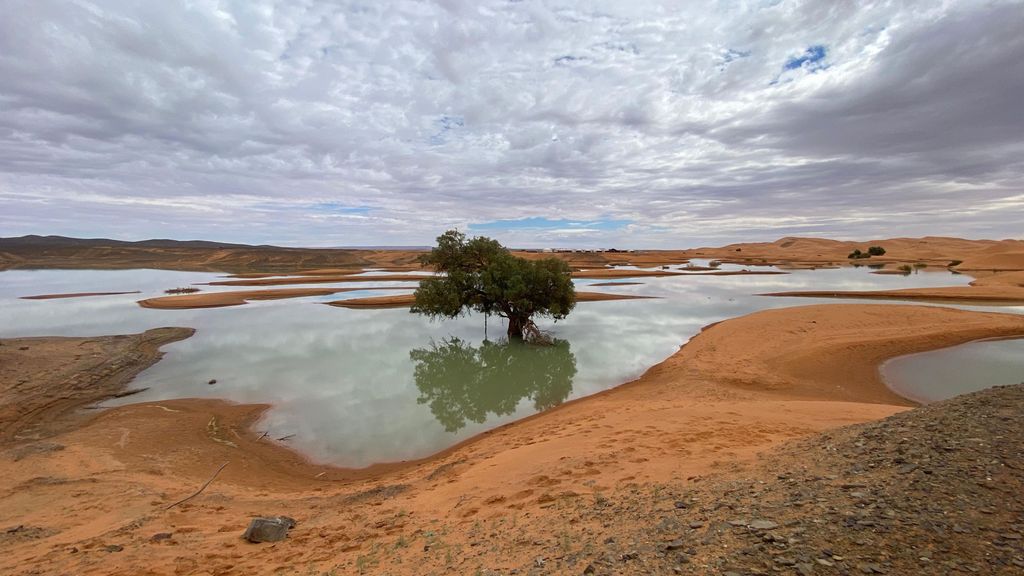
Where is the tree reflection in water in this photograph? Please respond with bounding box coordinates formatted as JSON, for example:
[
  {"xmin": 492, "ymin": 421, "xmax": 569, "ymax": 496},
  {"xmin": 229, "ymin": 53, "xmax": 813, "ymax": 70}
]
[{"xmin": 409, "ymin": 337, "xmax": 577, "ymax": 432}]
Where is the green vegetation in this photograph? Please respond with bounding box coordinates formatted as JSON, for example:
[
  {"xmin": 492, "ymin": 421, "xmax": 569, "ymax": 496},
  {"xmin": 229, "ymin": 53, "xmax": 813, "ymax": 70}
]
[
  {"xmin": 898, "ymin": 264, "xmax": 914, "ymax": 274},
  {"xmin": 411, "ymin": 230, "xmax": 576, "ymax": 340},
  {"xmin": 410, "ymin": 337, "xmax": 576, "ymax": 432},
  {"xmin": 848, "ymin": 245, "xmax": 886, "ymax": 260}
]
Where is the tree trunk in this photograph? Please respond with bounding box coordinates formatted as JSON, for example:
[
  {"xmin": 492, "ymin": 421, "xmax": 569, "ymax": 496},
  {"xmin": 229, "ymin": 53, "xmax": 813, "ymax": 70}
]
[{"xmin": 507, "ymin": 314, "xmax": 527, "ymax": 340}]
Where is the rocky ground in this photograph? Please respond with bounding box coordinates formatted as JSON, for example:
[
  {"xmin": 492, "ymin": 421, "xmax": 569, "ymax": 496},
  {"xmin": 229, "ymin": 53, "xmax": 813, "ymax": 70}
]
[{"xmin": 502, "ymin": 384, "xmax": 1024, "ymax": 575}]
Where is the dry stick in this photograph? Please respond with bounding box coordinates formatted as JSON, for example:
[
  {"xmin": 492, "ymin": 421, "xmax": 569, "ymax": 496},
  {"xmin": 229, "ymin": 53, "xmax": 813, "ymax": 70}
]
[
  {"xmin": 164, "ymin": 461, "xmax": 229, "ymax": 511},
  {"xmin": 256, "ymin": 431, "xmax": 269, "ymax": 441}
]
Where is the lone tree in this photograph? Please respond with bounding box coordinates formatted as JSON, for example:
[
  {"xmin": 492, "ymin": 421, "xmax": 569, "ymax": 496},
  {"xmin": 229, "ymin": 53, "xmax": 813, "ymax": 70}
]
[{"xmin": 411, "ymin": 230, "xmax": 576, "ymax": 340}]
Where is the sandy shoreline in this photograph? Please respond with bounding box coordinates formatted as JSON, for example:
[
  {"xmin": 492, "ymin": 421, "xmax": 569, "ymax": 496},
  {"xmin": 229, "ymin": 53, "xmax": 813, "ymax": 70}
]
[{"xmin": 3, "ymin": 300, "xmax": 1024, "ymax": 573}]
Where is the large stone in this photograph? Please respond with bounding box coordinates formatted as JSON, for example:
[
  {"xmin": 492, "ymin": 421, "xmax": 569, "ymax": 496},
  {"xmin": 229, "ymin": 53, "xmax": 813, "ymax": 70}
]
[{"xmin": 242, "ymin": 516, "xmax": 296, "ymax": 543}]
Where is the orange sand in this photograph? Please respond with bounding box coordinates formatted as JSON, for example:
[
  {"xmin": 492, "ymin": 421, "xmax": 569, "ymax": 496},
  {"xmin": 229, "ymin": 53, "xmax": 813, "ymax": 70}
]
[{"xmin": 3, "ymin": 303, "xmax": 1024, "ymax": 574}]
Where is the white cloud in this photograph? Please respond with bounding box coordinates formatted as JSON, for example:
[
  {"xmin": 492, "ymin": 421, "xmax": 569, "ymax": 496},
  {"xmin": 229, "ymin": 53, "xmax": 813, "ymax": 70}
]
[{"xmin": 1, "ymin": 0, "xmax": 1022, "ymax": 247}]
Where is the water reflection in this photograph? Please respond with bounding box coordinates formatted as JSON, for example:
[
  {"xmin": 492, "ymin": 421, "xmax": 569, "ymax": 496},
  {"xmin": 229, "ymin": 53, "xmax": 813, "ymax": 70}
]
[
  {"xmin": 411, "ymin": 337, "xmax": 576, "ymax": 432},
  {"xmin": 882, "ymin": 338, "xmax": 1024, "ymax": 403},
  {"xmin": 2, "ymin": 265, "xmax": 1012, "ymax": 467}
]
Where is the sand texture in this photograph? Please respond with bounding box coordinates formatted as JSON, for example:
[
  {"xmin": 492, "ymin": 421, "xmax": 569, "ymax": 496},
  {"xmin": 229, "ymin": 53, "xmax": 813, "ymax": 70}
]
[{"xmin": 2, "ymin": 303, "xmax": 1024, "ymax": 574}]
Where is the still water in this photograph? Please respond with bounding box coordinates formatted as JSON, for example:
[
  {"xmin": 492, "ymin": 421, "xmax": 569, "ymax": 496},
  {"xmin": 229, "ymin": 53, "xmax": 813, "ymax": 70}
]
[
  {"xmin": 881, "ymin": 338, "xmax": 1024, "ymax": 403},
  {"xmin": 0, "ymin": 265, "xmax": 1014, "ymax": 467}
]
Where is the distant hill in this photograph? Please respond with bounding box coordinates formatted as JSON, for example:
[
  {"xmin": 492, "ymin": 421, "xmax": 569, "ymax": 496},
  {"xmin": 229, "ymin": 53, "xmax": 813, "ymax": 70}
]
[
  {"xmin": 0, "ymin": 235, "xmax": 271, "ymax": 250},
  {"xmin": 0, "ymin": 235, "xmax": 428, "ymax": 273}
]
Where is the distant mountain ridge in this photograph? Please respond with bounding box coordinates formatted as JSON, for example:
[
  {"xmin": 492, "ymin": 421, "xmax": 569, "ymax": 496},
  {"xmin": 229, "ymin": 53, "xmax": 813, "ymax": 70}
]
[{"xmin": 0, "ymin": 235, "xmax": 275, "ymax": 250}]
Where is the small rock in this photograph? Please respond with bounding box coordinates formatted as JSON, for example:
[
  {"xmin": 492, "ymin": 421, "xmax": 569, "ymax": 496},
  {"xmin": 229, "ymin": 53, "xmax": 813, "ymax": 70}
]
[
  {"xmin": 748, "ymin": 519, "xmax": 779, "ymax": 531},
  {"xmin": 674, "ymin": 501, "xmax": 687, "ymax": 509},
  {"xmin": 796, "ymin": 563, "xmax": 815, "ymax": 576},
  {"xmin": 150, "ymin": 532, "xmax": 172, "ymax": 542},
  {"xmin": 582, "ymin": 563, "xmax": 596, "ymax": 574},
  {"xmin": 665, "ymin": 539, "xmax": 684, "ymax": 551},
  {"xmin": 688, "ymin": 521, "xmax": 704, "ymax": 529},
  {"xmin": 103, "ymin": 544, "xmax": 123, "ymax": 553},
  {"xmin": 242, "ymin": 516, "xmax": 296, "ymax": 543},
  {"xmin": 208, "ymin": 379, "xmax": 217, "ymax": 385}
]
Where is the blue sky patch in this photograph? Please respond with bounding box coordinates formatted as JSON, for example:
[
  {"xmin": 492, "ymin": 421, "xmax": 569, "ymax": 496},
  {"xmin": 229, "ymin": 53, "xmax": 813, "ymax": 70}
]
[
  {"xmin": 784, "ymin": 45, "xmax": 827, "ymax": 71},
  {"xmin": 310, "ymin": 202, "xmax": 372, "ymax": 215},
  {"xmin": 719, "ymin": 48, "xmax": 751, "ymax": 71},
  {"xmin": 429, "ymin": 115, "xmax": 464, "ymax": 145}
]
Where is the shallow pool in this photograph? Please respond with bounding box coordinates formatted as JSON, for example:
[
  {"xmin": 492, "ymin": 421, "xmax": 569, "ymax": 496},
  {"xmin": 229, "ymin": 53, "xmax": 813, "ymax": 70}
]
[{"xmin": 881, "ymin": 338, "xmax": 1024, "ymax": 403}]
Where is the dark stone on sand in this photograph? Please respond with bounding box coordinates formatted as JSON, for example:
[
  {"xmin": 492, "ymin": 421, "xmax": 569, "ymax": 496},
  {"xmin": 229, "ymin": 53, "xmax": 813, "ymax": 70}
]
[{"xmin": 242, "ymin": 516, "xmax": 296, "ymax": 543}]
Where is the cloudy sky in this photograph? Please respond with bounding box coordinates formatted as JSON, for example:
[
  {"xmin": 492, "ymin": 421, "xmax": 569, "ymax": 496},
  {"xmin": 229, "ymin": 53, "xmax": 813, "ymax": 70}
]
[{"xmin": 1, "ymin": 0, "xmax": 1022, "ymax": 248}]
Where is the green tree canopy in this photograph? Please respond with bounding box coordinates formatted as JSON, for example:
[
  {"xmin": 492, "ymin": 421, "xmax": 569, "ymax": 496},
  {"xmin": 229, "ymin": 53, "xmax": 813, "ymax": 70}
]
[
  {"xmin": 411, "ymin": 230, "xmax": 576, "ymax": 339},
  {"xmin": 410, "ymin": 337, "xmax": 576, "ymax": 432}
]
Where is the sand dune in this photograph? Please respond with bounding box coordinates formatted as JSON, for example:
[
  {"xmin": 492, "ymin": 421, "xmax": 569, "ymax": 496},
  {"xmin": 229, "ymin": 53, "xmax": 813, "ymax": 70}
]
[{"xmin": 686, "ymin": 236, "xmax": 1024, "ymax": 269}]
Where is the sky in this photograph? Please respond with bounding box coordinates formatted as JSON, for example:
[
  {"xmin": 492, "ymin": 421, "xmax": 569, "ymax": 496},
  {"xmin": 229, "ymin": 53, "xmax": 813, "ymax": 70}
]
[{"xmin": 1, "ymin": 0, "xmax": 1022, "ymax": 248}]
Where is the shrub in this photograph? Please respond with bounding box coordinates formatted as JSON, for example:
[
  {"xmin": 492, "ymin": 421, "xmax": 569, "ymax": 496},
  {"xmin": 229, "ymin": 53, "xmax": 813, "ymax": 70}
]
[
  {"xmin": 898, "ymin": 264, "xmax": 913, "ymax": 274},
  {"xmin": 867, "ymin": 246, "xmax": 886, "ymax": 256}
]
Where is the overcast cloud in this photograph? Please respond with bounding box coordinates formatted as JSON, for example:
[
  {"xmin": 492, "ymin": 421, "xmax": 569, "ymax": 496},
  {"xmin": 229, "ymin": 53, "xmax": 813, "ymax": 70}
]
[{"xmin": 1, "ymin": 0, "xmax": 1022, "ymax": 247}]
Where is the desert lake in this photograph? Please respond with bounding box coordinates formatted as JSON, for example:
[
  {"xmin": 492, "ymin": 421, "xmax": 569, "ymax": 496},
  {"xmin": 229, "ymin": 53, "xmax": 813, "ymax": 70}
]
[{"xmin": 2, "ymin": 264, "xmax": 1019, "ymax": 467}]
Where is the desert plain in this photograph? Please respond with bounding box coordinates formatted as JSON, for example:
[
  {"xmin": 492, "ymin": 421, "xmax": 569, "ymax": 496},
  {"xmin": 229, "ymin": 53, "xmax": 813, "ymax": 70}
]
[{"xmin": 1, "ymin": 235, "xmax": 1024, "ymax": 575}]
